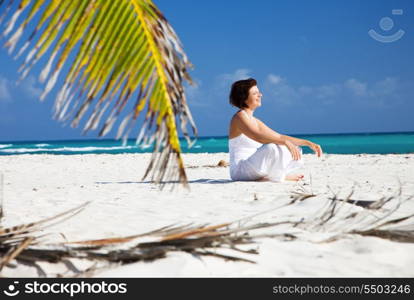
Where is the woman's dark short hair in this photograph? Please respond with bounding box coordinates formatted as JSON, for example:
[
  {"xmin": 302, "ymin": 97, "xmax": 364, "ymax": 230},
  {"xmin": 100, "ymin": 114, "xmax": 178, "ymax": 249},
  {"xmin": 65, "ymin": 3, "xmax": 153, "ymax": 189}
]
[{"xmin": 229, "ymin": 78, "xmax": 257, "ymax": 109}]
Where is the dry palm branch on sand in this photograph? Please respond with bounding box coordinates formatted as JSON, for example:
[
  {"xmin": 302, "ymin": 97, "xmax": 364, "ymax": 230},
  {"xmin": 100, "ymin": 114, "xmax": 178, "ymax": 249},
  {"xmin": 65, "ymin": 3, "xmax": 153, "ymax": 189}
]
[
  {"xmin": 0, "ymin": 202, "xmax": 291, "ymax": 276},
  {"xmin": 0, "ymin": 0, "xmax": 196, "ymax": 187},
  {"xmin": 1, "ymin": 185, "xmax": 414, "ymax": 276},
  {"xmin": 291, "ymin": 182, "xmax": 414, "ymax": 243}
]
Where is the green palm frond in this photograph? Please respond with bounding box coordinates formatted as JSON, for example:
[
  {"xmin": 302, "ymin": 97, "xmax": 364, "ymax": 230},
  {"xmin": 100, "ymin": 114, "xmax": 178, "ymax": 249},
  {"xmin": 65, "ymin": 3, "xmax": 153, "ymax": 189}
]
[{"xmin": 0, "ymin": 0, "xmax": 197, "ymax": 187}]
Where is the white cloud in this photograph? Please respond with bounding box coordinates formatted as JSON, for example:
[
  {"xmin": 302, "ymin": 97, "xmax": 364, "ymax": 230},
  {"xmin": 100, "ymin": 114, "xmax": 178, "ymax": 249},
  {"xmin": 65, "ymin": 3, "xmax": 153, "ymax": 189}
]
[
  {"xmin": 182, "ymin": 70, "xmax": 254, "ymax": 110},
  {"xmin": 264, "ymin": 75, "xmax": 300, "ymax": 105},
  {"xmin": 185, "ymin": 81, "xmax": 200, "ymax": 99},
  {"xmin": 315, "ymin": 84, "xmax": 342, "ymax": 99},
  {"xmin": 207, "ymin": 68, "xmax": 255, "ymax": 105},
  {"xmin": 345, "ymin": 78, "xmax": 368, "ymax": 96},
  {"xmin": 297, "ymin": 86, "xmax": 313, "ymax": 95},
  {"xmin": 184, "ymin": 78, "xmax": 209, "ymax": 107},
  {"xmin": 0, "ymin": 77, "xmax": 12, "ymax": 102},
  {"xmin": 265, "ymin": 74, "xmax": 403, "ymax": 106},
  {"xmin": 21, "ymin": 75, "xmax": 42, "ymax": 98},
  {"xmin": 0, "ymin": 75, "xmax": 43, "ymax": 103},
  {"xmin": 344, "ymin": 77, "xmax": 400, "ymax": 99},
  {"xmin": 217, "ymin": 68, "xmax": 252, "ymax": 89},
  {"xmin": 372, "ymin": 77, "xmax": 398, "ymax": 96},
  {"xmin": 265, "ymin": 74, "xmax": 318, "ymax": 105},
  {"xmin": 187, "ymin": 70, "xmax": 405, "ymax": 114},
  {"xmin": 267, "ymin": 74, "xmax": 282, "ymax": 85}
]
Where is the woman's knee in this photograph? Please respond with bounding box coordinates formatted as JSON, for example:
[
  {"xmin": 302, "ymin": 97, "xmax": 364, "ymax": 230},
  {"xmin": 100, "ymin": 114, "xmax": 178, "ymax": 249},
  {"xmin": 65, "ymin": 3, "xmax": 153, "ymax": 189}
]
[
  {"xmin": 262, "ymin": 143, "xmax": 278, "ymax": 154},
  {"xmin": 259, "ymin": 144, "xmax": 280, "ymax": 161}
]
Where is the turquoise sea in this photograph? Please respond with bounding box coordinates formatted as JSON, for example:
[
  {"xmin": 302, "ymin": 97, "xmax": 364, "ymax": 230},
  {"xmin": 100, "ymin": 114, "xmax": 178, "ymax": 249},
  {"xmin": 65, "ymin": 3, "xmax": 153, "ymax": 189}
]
[{"xmin": 1, "ymin": 132, "xmax": 414, "ymax": 155}]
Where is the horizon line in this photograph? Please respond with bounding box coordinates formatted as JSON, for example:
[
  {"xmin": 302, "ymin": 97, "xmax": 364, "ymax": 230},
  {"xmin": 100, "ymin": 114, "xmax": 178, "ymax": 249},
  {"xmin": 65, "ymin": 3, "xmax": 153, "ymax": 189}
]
[{"xmin": 1, "ymin": 130, "xmax": 414, "ymax": 144}]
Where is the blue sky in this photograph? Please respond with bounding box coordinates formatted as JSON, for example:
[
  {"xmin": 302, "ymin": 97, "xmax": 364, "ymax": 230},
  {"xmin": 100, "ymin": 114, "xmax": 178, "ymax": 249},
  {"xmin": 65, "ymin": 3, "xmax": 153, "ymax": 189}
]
[{"xmin": 0, "ymin": 0, "xmax": 413, "ymax": 141}]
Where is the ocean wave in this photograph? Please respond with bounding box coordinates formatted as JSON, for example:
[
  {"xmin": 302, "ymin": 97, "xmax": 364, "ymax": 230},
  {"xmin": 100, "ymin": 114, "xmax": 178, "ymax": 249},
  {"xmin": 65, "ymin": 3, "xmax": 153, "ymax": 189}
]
[
  {"xmin": 0, "ymin": 144, "xmax": 13, "ymax": 149},
  {"xmin": 35, "ymin": 143, "xmax": 51, "ymax": 147},
  {"xmin": 0, "ymin": 148, "xmax": 47, "ymax": 153},
  {"xmin": 0, "ymin": 145, "xmax": 137, "ymax": 154},
  {"xmin": 61, "ymin": 146, "xmax": 137, "ymax": 151}
]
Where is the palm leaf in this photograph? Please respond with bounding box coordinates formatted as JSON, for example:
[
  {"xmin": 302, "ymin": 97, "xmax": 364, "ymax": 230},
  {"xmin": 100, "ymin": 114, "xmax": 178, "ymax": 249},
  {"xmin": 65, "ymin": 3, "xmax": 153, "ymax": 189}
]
[{"xmin": 0, "ymin": 0, "xmax": 197, "ymax": 186}]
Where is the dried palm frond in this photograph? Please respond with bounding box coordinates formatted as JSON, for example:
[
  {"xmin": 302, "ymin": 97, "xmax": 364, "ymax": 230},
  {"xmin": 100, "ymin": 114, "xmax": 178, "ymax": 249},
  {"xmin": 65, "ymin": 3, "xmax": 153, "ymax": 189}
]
[
  {"xmin": 289, "ymin": 174, "xmax": 316, "ymax": 203},
  {"xmin": 22, "ymin": 220, "xmax": 291, "ymax": 264},
  {"xmin": 307, "ymin": 185, "xmax": 414, "ymax": 243},
  {"xmin": 0, "ymin": 0, "xmax": 196, "ymax": 187},
  {"xmin": 2, "ymin": 184, "xmax": 414, "ymax": 277},
  {"xmin": 0, "ymin": 202, "xmax": 302, "ymax": 276},
  {"xmin": 0, "ymin": 202, "xmax": 89, "ymax": 272},
  {"xmin": 352, "ymin": 228, "xmax": 414, "ymax": 243}
]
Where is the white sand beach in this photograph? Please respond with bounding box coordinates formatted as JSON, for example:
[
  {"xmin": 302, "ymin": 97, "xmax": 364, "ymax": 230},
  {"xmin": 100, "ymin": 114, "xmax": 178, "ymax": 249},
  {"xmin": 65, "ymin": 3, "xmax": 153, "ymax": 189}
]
[{"xmin": 1, "ymin": 152, "xmax": 414, "ymax": 277}]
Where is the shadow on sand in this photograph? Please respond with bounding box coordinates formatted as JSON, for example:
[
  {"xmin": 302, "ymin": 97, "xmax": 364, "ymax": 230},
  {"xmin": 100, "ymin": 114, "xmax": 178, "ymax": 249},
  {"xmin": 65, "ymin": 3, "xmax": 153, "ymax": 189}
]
[{"xmin": 95, "ymin": 179, "xmax": 234, "ymax": 185}]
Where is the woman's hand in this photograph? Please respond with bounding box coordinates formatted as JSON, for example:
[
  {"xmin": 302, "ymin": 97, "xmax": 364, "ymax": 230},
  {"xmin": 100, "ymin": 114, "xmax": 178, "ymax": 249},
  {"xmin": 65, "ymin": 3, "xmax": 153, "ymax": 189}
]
[
  {"xmin": 307, "ymin": 141, "xmax": 323, "ymax": 157},
  {"xmin": 285, "ymin": 140, "xmax": 302, "ymax": 160}
]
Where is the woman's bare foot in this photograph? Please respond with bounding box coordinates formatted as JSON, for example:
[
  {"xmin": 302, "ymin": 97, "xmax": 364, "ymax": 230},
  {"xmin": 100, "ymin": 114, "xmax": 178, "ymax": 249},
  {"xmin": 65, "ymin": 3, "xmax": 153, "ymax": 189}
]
[{"xmin": 285, "ymin": 174, "xmax": 304, "ymax": 181}]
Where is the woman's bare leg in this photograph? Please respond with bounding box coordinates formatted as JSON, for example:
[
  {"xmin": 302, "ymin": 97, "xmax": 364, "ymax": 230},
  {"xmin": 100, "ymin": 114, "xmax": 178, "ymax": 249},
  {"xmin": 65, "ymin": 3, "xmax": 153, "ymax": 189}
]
[
  {"xmin": 285, "ymin": 173, "xmax": 304, "ymax": 181},
  {"xmin": 255, "ymin": 174, "xmax": 304, "ymax": 182}
]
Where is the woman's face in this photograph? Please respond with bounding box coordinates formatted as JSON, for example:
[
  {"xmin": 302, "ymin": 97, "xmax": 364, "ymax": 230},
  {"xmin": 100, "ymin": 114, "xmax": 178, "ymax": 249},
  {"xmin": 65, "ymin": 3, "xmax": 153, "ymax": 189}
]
[{"xmin": 245, "ymin": 85, "xmax": 262, "ymax": 109}]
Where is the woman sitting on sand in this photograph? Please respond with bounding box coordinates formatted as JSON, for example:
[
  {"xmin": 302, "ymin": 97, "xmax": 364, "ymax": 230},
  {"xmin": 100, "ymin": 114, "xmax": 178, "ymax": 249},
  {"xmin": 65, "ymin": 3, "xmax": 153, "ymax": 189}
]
[{"xmin": 228, "ymin": 78, "xmax": 323, "ymax": 182}]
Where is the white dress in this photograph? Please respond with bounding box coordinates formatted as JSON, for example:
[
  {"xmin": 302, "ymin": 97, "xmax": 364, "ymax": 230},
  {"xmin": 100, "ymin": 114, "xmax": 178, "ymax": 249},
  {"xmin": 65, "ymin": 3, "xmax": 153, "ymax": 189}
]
[{"xmin": 229, "ymin": 114, "xmax": 304, "ymax": 182}]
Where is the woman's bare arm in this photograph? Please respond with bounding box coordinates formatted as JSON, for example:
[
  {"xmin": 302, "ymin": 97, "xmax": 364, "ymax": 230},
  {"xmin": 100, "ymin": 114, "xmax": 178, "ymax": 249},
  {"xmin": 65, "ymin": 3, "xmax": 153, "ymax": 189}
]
[
  {"xmin": 254, "ymin": 119, "xmax": 308, "ymax": 146},
  {"xmin": 233, "ymin": 112, "xmax": 322, "ymax": 159},
  {"xmin": 234, "ymin": 113, "xmax": 302, "ymax": 160},
  {"xmin": 234, "ymin": 112, "xmax": 287, "ymax": 145},
  {"xmin": 256, "ymin": 118, "xmax": 323, "ymax": 157}
]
